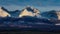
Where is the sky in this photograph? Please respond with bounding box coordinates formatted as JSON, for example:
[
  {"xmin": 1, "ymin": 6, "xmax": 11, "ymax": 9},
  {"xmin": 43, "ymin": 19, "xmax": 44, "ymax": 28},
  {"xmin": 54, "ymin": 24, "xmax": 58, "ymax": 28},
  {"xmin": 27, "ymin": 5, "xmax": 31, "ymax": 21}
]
[{"xmin": 0, "ymin": 0, "xmax": 60, "ymax": 11}]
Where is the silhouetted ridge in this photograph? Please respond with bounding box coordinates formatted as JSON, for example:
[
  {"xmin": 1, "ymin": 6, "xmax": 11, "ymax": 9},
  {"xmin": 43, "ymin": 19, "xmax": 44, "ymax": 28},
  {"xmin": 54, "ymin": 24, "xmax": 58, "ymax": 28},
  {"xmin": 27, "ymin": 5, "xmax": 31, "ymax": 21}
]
[{"xmin": 1, "ymin": 7, "xmax": 8, "ymax": 12}]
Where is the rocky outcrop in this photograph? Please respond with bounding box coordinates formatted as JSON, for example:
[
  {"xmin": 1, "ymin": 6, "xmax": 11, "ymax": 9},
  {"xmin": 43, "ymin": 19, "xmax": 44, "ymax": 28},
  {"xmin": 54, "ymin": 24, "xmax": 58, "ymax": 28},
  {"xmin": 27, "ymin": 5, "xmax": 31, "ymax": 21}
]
[{"xmin": 0, "ymin": 7, "xmax": 11, "ymax": 17}]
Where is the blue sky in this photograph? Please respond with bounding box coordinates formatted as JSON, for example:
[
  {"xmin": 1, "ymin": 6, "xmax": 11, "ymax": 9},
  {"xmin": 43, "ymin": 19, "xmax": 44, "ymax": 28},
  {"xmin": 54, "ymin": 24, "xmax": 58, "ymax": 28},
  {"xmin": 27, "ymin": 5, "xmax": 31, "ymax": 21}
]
[{"xmin": 0, "ymin": 0, "xmax": 60, "ymax": 11}]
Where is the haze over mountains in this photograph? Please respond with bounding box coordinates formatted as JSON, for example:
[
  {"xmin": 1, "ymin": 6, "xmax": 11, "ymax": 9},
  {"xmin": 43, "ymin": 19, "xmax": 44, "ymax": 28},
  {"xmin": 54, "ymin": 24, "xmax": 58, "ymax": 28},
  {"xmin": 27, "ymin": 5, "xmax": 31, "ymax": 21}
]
[{"xmin": 0, "ymin": 6, "xmax": 60, "ymax": 20}]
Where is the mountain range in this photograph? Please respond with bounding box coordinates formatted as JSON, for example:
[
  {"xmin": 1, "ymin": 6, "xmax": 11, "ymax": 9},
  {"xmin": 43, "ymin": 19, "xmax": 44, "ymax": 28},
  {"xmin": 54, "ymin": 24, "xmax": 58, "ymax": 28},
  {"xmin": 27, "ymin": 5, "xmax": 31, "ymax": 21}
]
[
  {"xmin": 0, "ymin": 6, "xmax": 40, "ymax": 18},
  {"xmin": 0, "ymin": 6, "xmax": 60, "ymax": 20}
]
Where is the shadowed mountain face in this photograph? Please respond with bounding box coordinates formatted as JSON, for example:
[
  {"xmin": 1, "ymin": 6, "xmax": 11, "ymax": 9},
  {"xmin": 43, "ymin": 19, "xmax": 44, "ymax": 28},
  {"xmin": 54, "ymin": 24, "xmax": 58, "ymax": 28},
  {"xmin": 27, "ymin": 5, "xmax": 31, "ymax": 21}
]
[{"xmin": 9, "ymin": 10, "xmax": 21, "ymax": 17}]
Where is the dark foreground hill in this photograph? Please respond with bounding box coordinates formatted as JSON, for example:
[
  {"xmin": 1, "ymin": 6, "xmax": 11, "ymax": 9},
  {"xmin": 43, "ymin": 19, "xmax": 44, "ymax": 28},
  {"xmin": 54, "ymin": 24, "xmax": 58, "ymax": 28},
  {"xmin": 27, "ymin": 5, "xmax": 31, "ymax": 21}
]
[
  {"xmin": 0, "ymin": 16, "xmax": 60, "ymax": 32},
  {"xmin": 0, "ymin": 16, "xmax": 54, "ymax": 24}
]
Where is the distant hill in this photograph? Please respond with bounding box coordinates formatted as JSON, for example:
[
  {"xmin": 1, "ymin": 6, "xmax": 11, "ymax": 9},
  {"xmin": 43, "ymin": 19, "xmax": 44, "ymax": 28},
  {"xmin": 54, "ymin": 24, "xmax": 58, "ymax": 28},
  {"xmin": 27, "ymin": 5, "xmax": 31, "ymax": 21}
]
[{"xmin": 41, "ymin": 10, "xmax": 58, "ymax": 19}]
